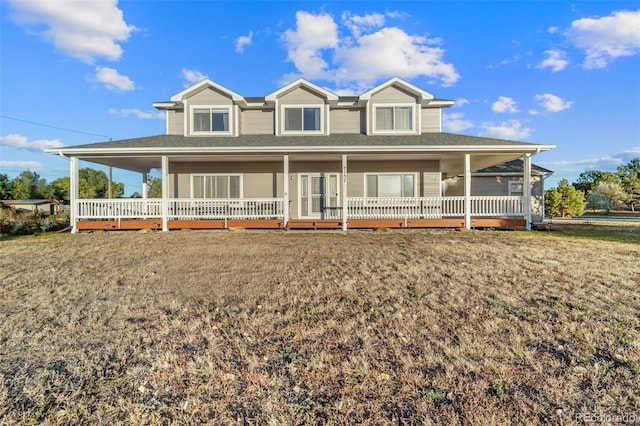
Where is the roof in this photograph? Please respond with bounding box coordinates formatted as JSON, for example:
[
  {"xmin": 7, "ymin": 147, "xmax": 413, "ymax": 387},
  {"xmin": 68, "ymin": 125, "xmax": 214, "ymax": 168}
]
[
  {"xmin": 56, "ymin": 133, "xmax": 553, "ymax": 153},
  {"xmin": 475, "ymin": 159, "xmax": 554, "ymax": 175}
]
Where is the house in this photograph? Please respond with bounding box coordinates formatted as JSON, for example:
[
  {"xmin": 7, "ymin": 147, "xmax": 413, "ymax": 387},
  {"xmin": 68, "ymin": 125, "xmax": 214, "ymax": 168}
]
[
  {"xmin": 443, "ymin": 160, "xmax": 554, "ymax": 223},
  {"xmin": 0, "ymin": 199, "xmax": 61, "ymax": 216},
  {"xmin": 46, "ymin": 77, "xmax": 555, "ymax": 232}
]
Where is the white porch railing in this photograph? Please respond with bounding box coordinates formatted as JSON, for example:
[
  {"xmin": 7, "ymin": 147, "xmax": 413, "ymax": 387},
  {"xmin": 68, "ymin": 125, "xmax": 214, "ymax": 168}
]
[
  {"xmin": 77, "ymin": 196, "xmax": 522, "ymax": 221},
  {"xmin": 346, "ymin": 196, "xmax": 524, "ymax": 219},
  {"xmin": 77, "ymin": 199, "xmax": 162, "ymax": 219},
  {"xmin": 168, "ymin": 198, "xmax": 284, "ymax": 220}
]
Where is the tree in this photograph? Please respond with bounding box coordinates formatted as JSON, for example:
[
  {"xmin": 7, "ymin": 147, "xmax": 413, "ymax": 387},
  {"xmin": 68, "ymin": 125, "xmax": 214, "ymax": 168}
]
[
  {"xmin": 0, "ymin": 174, "xmax": 12, "ymax": 200},
  {"xmin": 617, "ymin": 158, "xmax": 640, "ymax": 211},
  {"xmin": 147, "ymin": 175, "xmax": 162, "ymax": 198},
  {"xmin": 589, "ymin": 181, "xmax": 628, "ymax": 214},
  {"xmin": 11, "ymin": 170, "xmax": 41, "ymax": 200},
  {"xmin": 49, "ymin": 177, "xmax": 70, "ymax": 200},
  {"xmin": 545, "ymin": 179, "xmax": 585, "ymax": 218},
  {"xmin": 573, "ymin": 169, "xmax": 619, "ymax": 194},
  {"xmin": 78, "ymin": 168, "xmax": 124, "ymax": 198}
]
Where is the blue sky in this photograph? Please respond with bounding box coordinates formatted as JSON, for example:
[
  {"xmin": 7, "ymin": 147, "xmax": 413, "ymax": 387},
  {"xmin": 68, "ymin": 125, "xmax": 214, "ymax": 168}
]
[{"xmin": 1, "ymin": 1, "xmax": 639, "ymax": 195}]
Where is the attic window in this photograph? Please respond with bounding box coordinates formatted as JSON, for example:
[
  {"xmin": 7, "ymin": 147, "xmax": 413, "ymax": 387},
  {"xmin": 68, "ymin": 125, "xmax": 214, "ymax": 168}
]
[
  {"xmin": 374, "ymin": 105, "xmax": 414, "ymax": 132},
  {"xmin": 282, "ymin": 106, "xmax": 322, "ymax": 133},
  {"xmin": 192, "ymin": 106, "xmax": 231, "ymax": 134}
]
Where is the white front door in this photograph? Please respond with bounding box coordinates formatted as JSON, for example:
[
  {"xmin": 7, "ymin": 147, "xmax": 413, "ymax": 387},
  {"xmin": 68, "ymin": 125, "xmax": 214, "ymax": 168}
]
[{"xmin": 299, "ymin": 173, "xmax": 340, "ymax": 218}]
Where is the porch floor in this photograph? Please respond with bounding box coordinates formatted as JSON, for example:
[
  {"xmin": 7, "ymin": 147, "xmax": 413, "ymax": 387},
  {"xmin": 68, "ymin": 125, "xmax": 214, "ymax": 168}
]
[{"xmin": 76, "ymin": 218, "xmax": 526, "ymax": 231}]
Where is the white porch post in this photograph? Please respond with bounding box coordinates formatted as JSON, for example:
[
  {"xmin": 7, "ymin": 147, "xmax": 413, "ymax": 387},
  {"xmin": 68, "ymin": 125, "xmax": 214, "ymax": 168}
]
[
  {"xmin": 464, "ymin": 154, "xmax": 471, "ymax": 230},
  {"xmin": 524, "ymin": 154, "xmax": 532, "ymax": 230},
  {"xmin": 342, "ymin": 154, "xmax": 348, "ymax": 231},
  {"xmin": 70, "ymin": 156, "xmax": 79, "ymax": 233},
  {"xmin": 283, "ymin": 155, "xmax": 289, "ymax": 229},
  {"xmin": 161, "ymin": 156, "xmax": 169, "ymax": 232},
  {"xmin": 142, "ymin": 171, "xmax": 148, "ymax": 199}
]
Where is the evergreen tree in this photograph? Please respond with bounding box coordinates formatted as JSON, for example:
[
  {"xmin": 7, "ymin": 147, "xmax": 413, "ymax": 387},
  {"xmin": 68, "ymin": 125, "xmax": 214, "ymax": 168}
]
[{"xmin": 545, "ymin": 179, "xmax": 585, "ymax": 218}]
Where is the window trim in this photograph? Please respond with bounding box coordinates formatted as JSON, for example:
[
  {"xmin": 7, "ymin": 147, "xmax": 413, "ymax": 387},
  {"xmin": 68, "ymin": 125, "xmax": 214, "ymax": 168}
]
[
  {"xmin": 508, "ymin": 180, "xmax": 524, "ymax": 196},
  {"xmin": 280, "ymin": 104, "xmax": 324, "ymax": 135},
  {"xmin": 364, "ymin": 172, "xmax": 418, "ymax": 198},
  {"xmin": 371, "ymin": 103, "xmax": 416, "ymax": 134},
  {"xmin": 189, "ymin": 105, "xmax": 233, "ymax": 136},
  {"xmin": 190, "ymin": 174, "xmax": 243, "ymax": 199}
]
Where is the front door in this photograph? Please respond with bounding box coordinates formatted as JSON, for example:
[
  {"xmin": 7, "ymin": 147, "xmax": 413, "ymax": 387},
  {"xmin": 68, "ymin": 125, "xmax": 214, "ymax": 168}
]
[{"xmin": 299, "ymin": 173, "xmax": 340, "ymax": 218}]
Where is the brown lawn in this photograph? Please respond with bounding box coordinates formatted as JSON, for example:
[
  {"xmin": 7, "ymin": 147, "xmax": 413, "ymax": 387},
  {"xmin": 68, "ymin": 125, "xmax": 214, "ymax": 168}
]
[{"xmin": 0, "ymin": 228, "xmax": 639, "ymax": 425}]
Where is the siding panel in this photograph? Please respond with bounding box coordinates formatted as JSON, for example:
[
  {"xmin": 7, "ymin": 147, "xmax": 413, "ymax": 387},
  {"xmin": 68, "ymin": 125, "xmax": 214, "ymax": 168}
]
[
  {"xmin": 421, "ymin": 108, "xmax": 441, "ymax": 133},
  {"xmin": 241, "ymin": 109, "xmax": 274, "ymax": 135}
]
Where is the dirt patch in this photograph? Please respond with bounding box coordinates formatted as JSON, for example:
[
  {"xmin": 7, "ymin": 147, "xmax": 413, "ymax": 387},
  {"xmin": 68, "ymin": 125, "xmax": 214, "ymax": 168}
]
[{"xmin": 1, "ymin": 230, "xmax": 638, "ymax": 424}]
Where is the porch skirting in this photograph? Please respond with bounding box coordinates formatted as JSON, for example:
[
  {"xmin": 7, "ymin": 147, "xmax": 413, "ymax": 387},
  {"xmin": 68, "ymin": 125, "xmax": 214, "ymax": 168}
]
[{"xmin": 76, "ymin": 217, "xmax": 525, "ymax": 231}]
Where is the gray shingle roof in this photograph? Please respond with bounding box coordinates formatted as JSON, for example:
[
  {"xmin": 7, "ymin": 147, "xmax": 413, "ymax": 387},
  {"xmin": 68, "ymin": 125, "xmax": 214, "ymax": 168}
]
[
  {"xmin": 476, "ymin": 159, "xmax": 554, "ymax": 175},
  {"xmin": 70, "ymin": 133, "xmax": 544, "ymax": 150}
]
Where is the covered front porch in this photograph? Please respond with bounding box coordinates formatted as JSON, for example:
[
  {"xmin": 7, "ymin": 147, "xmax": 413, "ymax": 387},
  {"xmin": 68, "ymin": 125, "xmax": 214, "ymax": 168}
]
[{"xmin": 49, "ymin": 133, "xmax": 552, "ymax": 232}]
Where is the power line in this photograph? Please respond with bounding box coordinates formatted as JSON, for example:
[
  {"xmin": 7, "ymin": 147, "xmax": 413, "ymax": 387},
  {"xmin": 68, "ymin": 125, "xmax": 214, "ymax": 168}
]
[{"xmin": 0, "ymin": 114, "xmax": 111, "ymax": 139}]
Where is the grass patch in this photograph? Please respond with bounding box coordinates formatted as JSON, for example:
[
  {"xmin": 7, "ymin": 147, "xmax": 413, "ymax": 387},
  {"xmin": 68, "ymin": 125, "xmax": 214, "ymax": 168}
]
[{"xmin": 1, "ymin": 229, "xmax": 638, "ymax": 424}]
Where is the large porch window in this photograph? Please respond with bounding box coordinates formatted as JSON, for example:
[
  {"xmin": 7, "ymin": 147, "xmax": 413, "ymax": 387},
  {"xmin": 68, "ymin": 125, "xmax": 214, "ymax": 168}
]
[
  {"xmin": 192, "ymin": 175, "xmax": 241, "ymax": 198},
  {"xmin": 366, "ymin": 173, "xmax": 416, "ymax": 198}
]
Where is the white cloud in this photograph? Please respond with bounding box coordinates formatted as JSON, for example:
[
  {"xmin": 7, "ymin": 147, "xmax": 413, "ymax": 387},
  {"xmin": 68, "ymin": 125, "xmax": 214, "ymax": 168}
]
[
  {"xmin": 454, "ymin": 98, "xmax": 469, "ymax": 107},
  {"xmin": 93, "ymin": 67, "xmax": 134, "ymax": 92},
  {"xmin": 282, "ymin": 11, "xmax": 340, "ymax": 80},
  {"xmin": 7, "ymin": 0, "xmax": 136, "ymax": 63},
  {"xmin": 492, "ymin": 96, "xmax": 519, "ymax": 113},
  {"xmin": 543, "ymin": 147, "xmax": 640, "ymax": 171},
  {"xmin": 566, "ymin": 9, "xmax": 640, "ymax": 69},
  {"xmin": 342, "ymin": 11, "xmax": 385, "ymax": 37},
  {"xmin": 536, "ymin": 49, "xmax": 569, "ymax": 72},
  {"xmin": 479, "ymin": 120, "xmax": 532, "ymax": 140},
  {"xmin": 281, "ymin": 10, "xmax": 459, "ymax": 89},
  {"xmin": 182, "ymin": 68, "xmax": 208, "ymax": 87},
  {"xmin": 0, "ymin": 134, "xmax": 64, "ymax": 151},
  {"xmin": 548, "ymin": 26, "xmax": 560, "ymax": 34},
  {"xmin": 443, "ymin": 112, "xmax": 473, "ymax": 132},
  {"xmin": 535, "ymin": 93, "xmax": 573, "ymax": 112},
  {"xmin": 235, "ymin": 31, "xmax": 253, "ymax": 53},
  {"xmin": 0, "ymin": 160, "xmax": 44, "ymax": 171},
  {"xmin": 108, "ymin": 108, "xmax": 164, "ymax": 120}
]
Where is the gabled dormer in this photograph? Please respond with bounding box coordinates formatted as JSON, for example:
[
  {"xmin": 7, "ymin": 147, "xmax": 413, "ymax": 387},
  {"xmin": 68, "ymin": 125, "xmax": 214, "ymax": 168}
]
[
  {"xmin": 359, "ymin": 77, "xmax": 453, "ymax": 135},
  {"xmin": 265, "ymin": 79, "xmax": 339, "ymax": 136},
  {"xmin": 153, "ymin": 79, "xmax": 245, "ymax": 137}
]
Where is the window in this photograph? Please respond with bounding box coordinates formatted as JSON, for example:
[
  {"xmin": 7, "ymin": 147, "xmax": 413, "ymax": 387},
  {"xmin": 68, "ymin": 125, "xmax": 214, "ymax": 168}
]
[
  {"xmin": 283, "ymin": 106, "xmax": 322, "ymax": 133},
  {"xmin": 366, "ymin": 174, "xmax": 416, "ymax": 198},
  {"xmin": 508, "ymin": 181, "xmax": 524, "ymax": 196},
  {"xmin": 192, "ymin": 175, "xmax": 241, "ymax": 198},
  {"xmin": 192, "ymin": 107, "xmax": 231, "ymax": 134},
  {"xmin": 374, "ymin": 105, "xmax": 414, "ymax": 132}
]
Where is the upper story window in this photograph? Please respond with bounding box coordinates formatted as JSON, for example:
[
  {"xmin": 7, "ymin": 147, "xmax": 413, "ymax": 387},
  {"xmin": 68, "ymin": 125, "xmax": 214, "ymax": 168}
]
[
  {"xmin": 191, "ymin": 106, "xmax": 232, "ymax": 135},
  {"xmin": 373, "ymin": 104, "xmax": 414, "ymax": 133},
  {"xmin": 282, "ymin": 106, "xmax": 323, "ymax": 134}
]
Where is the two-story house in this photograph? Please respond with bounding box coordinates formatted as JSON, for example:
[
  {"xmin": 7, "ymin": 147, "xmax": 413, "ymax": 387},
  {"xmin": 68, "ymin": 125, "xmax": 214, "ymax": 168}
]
[{"xmin": 47, "ymin": 77, "xmax": 554, "ymax": 232}]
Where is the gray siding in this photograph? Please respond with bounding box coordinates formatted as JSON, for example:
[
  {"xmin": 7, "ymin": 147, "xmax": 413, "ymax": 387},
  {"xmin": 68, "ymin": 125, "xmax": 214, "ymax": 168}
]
[
  {"xmin": 241, "ymin": 109, "xmax": 274, "ymax": 135},
  {"xmin": 167, "ymin": 110, "xmax": 184, "ymax": 135},
  {"xmin": 369, "ymin": 85, "xmax": 420, "ymax": 135},
  {"xmin": 421, "ymin": 108, "xmax": 441, "ymax": 133},
  {"xmin": 330, "ymin": 108, "xmax": 362, "ymax": 134},
  {"xmin": 188, "ymin": 87, "xmax": 234, "ymax": 105}
]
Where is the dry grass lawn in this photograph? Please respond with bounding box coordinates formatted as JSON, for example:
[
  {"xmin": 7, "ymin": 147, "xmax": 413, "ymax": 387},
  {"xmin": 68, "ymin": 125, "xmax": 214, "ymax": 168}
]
[{"xmin": 1, "ymin": 228, "xmax": 639, "ymax": 425}]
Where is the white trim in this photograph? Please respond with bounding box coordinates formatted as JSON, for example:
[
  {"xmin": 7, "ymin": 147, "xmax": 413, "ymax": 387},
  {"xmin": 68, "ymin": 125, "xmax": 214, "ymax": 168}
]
[
  {"xmin": 280, "ymin": 104, "xmax": 325, "ymax": 135},
  {"xmin": 170, "ymin": 78, "xmax": 245, "ymax": 103},
  {"xmin": 189, "ymin": 173, "xmax": 243, "ymax": 198},
  {"xmin": 161, "ymin": 156, "xmax": 169, "ymax": 231},
  {"xmin": 265, "ymin": 78, "xmax": 338, "ymax": 102},
  {"xmin": 464, "ymin": 154, "xmax": 471, "ymax": 230},
  {"xmin": 164, "ymin": 111, "xmax": 168, "ymax": 135},
  {"xmin": 371, "ymin": 103, "xmax": 417, "ymax": 135},
  {"xmin": 234, "ymin": 104, "xmax": 240, "ymax": 137},
  {"xmin": 524, "ymin": 154, "xmax": 532, "ymax": 230},
  {"xmin": 508, "ymin": 180, "xmax": 524, "ymax": 196},
  {"xmin": 363, "ymin": 172, "xmax": 419, "ymax": 198},
  {"xmin": 189, "ymin": 105, "xmax": 234, "ymax": 136},
  {"xmin": 283, "ymin": 155, "xmax": 289, "ymax": 226},
  {"xmin": 70, "ymin": 156, "xmax": 79, "ymax": 233},
  {"xmin": 360, "ymin": 77, "xmax": 434, "ymax": 101},
  {"xmin": 342, "ymin": 155, "xmax": 348, "ymax": 231}
]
